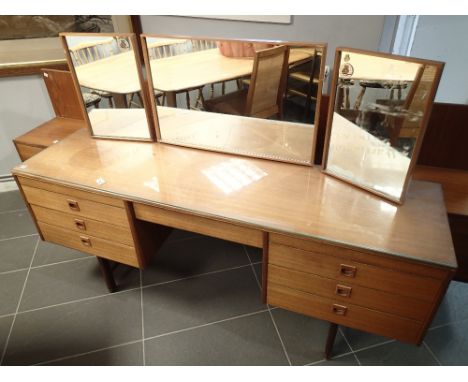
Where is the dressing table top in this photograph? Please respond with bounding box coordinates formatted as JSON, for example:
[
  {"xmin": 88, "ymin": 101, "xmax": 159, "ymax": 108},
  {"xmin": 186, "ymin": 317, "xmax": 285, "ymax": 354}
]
[{"xmin": 13, "ymin": 127, "xmax": 456, "ymax": 269}]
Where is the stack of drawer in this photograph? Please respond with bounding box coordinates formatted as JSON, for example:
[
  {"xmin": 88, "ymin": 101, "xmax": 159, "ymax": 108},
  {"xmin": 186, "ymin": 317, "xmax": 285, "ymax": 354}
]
[
  {"xmin": 17, "ymin": 177, "xmax": 140, "ymax": 268},
  {"xmin": 267, "ymin": 233, "xmax": 451, "ymax": 343}
]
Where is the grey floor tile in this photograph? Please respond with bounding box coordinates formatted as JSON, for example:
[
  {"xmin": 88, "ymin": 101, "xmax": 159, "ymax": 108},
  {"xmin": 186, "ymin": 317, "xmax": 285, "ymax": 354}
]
[
  {"xmin": 3, "ymin": 289, "xmax": 142, "ymax": 365},
  {"xmin": 0, "ymin": 235, "xmax": 37, "ymax": 273},
  {"xmin": 143, "ymin": 266, "xmax": 265, "ymax": 338},
  {"xmin": 244, "ymin": 245, "xmax": 262, "ymax": 263},
  {"xmin": 0, "ymin": 210, "xmax": 36, "ymax": 240},
  {"xmin": 431, "ymin": 281, "xmax": 468, "ymax": 328},
  {"xmin": 142, "ymin": 235, "xmax": 250, "ymax": 286},
  {"xmin": 43, "ymin": 341, "xmax": 143, "ymax": 366},
  {"xmin": 312, "ymin": 353, "xmax": 359, "ymax": 366},
  {"xmin": 355, "ymin": 340, "xmax": 437, "ymax": 366},
  {"xmin": 0, "ymin": 190, "xmax": 26, "ymax": 213},
  {"xmin": 19, "ymin": 257, "xmax": 139, "ymax": 312},
  {"xmin": 425, "ymin": 319, "xmax": 468, "ymax": 365},
  {"xmin": 340, "ymin": 326, "xmax": 391, "ymax": 351},
  {"xmin": 145, "ymin": 311, "xmax": 288, "ymax": 365},
  {"xmin": 0, "ymin": 270, "xmax": 27, "ymax": 316},
  {"xmin": 270, "ymin": 308, "xmax": 351, "ymax": 365},
  {"xmin": 32, "ymin": 241, "xmax": 88, "ymax": 267},
  {"xmin": 0, "ymin": 315, "xmax": 14, "ymax": 358}
]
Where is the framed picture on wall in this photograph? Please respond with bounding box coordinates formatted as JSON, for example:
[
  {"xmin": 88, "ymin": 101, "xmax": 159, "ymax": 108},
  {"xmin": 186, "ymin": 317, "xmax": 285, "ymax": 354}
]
[{"xmin": 0, "ymin": 16, "xmax": 134, "ymax": 77}]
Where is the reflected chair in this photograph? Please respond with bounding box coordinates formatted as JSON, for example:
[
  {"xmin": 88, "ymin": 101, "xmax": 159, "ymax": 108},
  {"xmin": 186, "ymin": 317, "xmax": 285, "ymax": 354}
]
[
  {"xmin": 204, "ymin": 45, "xmax": 289, "ymax": 119},
  {"xmin": 69, "ymin": 37, "xmax": 116, "ymax": 107},
  {"xmin": 286, "ymin": 48, "xmax": 322, "ymax": 120}
]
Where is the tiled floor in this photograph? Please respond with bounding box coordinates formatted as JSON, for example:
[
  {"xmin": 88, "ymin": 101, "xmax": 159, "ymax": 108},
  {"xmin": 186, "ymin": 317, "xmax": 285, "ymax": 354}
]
[{"xmin": 1, "ymin": 188, "xmax": 467, "ymax": 366}]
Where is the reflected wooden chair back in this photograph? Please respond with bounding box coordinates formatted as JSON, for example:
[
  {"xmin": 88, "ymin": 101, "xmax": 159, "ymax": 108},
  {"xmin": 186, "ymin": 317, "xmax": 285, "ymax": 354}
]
[
  {"xmin": 246, "ymin": 45, "xmax": 289, "ymax": 118},
  {"xmin": 69, "ymin": 37, "xmax": 115, "ymax": 66},
  {"xmin": 147, "ymin": 38, "xmax": 188, "ymax": 59}
]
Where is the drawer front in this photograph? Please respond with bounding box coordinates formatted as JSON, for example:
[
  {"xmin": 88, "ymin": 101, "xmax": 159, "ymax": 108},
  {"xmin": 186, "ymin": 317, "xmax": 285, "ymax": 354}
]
[
  {"xmin": 269, "ymin": 242, "xmax": 441, "ymax": 302},
  {"xmin": 39, "ymin": 221, "xmax": 139, "ymax": 267},
  {"xmin": 268, "ymin": 283, "xmax": 422, "ymax": 344},
  {"xmin": 269, "ymin": 264, "xmax": 431, "ymax": 321},
  {"xmin": 15, "ymin": 143, "xmax": 43, "ymax": 161},
  {"xmin": 270, "ymin": 233, "xmax": 448, "ymax": 280},
  {"xmin": 23, "ymin": 185, "xmax": 128, "ymax": 227},
  {"xmin": 134, "ymin": 202, "xmax": 263, "ymax": 248},
  {"xmin": 18, "ymin": 177, "xmax": 123, "ymax": 207},
  {"xmin": 33, "ymin": 205, "xmax": 134, "ymax": 246}
]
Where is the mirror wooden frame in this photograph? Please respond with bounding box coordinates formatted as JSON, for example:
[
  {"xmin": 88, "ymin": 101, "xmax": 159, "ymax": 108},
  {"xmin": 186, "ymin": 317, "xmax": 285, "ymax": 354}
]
[
  {"xmin": 60, "ymin": 32, "xmax": 156, "ymax": 142},
  {"xmin": 141, "ymin": 33, "xmax": 327, "ymax": 166},
  {"xmin": 322, "ymin": 47, "xmax": 444, "ymax": 204}
]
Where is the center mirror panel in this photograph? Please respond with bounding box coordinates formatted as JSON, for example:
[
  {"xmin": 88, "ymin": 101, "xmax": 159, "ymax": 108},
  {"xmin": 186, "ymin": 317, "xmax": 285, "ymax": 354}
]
[
  {"xmin": 142, "ymin": 35, "xmax": 326, "ymax": 165},
  {"xmin": 61, "ymin": 33, "xmax": 154, "ymax": 141}
]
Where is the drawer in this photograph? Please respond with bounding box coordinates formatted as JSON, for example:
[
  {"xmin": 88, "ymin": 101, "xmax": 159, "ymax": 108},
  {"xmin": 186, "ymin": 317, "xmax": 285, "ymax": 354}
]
[
  {"xmin": 269, "ymin": 242, "xmax": 442, "ymax": 302},
  {"xmin": 33, "ymin": 205, "xmax": 134, "ymax": 246},
  {"xmin": 268, "ymin": 283, "xmax": 422, "ymax": 344},
  {"xmin": 269, "ymin": 264, "xmax": 431, "ymax": 321},
  {"xmin": 270, "ymin": 233, "xmax": 449, "ymax": 280},
  {"xmin": 22, "ymin": 185, "xmax": 128, "ymax": 227},
  {"xmin": 134, "ymin": 202, "xmax": 263, "ymax": 248},
  {"xmin": 38, "ymin": 221, "xmax": 139, "ymax": 268},
  {"xmin": 18, "ymin": 177, "xmax": 123, "ymax": 207}
]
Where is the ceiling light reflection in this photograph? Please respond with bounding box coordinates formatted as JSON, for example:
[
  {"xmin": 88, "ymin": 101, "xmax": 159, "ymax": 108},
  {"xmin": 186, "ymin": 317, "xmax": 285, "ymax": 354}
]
[{"xmin": 202, "ymin": 159, "xmax": 267, "ymax": 195}]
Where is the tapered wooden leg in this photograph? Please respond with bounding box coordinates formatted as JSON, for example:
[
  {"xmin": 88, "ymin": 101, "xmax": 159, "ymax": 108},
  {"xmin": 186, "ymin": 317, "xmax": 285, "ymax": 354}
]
[
  {"xmin": 97, "ymin": 257, "xmax": 117, "ymax": 293},
  {"xmin": 325, "ymin": 323, "xmax": 338, "ymax": 360}
]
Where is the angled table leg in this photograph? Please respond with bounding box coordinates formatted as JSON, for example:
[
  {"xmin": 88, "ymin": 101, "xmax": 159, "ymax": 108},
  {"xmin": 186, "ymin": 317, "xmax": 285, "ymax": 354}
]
[
  {"xmin": 324, "ymin": 322, "xmax": 338, "ymax": 360},
  {"xmin": 97, "ymin": 257, "xmax": 117, "ymax": 293}
]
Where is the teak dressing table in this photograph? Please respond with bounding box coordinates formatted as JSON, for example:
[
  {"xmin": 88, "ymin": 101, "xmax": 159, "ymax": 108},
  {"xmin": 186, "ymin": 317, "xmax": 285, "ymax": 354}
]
[{"xmin": 12, "ymin": 115, "xmax": 457, "ymax": 358}]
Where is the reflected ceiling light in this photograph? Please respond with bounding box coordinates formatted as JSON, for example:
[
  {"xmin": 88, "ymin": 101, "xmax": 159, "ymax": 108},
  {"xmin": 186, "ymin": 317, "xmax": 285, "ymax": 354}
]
[{"xmin": 202, "ymin": 159, "xmax": 267, "ymax": 195}]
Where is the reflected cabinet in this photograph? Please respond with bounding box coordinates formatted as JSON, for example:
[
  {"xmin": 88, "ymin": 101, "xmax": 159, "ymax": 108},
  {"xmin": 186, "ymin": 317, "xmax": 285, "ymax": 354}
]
[{"xmin": 141, "ymin": 34, "xmax": 327, "ymax": 165}]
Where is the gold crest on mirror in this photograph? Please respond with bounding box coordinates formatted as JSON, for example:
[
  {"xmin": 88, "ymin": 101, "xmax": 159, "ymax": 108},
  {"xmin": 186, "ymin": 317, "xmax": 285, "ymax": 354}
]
[
  {"xmin": 141, "ymin": 35, "xmax": 327, "ymax": 165},
  {"xmin": 323, "ymin": 48, "xmax": 444, "ymax": 203},
  {"xmin": 60, "ymin": 32, "xmax": 154, "ymax": 141}
]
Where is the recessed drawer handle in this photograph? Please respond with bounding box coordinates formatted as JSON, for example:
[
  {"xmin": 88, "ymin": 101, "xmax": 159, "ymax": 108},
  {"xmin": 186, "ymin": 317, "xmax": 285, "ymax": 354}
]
[
  {"xmin": 332, "ymin": 304, "xmax": 348, "ymax": 316},
  {"xmin": 80, "ymin": 236, "xmax": 91, "ymax": 247},
  {"xmin": 335, "ymin": 284, "xmax": 352, "ymax": 297},
  {"xmin": 74, "ymin": 219, "xmax": 86, "ymax": 231},
  {"xmin": 340, "ymin": 264, "xmax": 356, "ymax": 278},
  {"xmin": 67, "ymin": 199, "xmax": 80, "ymax": 211}
]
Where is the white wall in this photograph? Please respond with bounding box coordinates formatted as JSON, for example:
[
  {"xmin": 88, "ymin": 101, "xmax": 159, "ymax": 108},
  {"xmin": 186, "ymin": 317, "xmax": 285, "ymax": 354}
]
[
  {"xmin": 409, "ymin": 16, "xmax": 468, "ymax": 104},
  {"xmin": 0, "ymin": 75, "xmax": 54, "ymax": 176}
]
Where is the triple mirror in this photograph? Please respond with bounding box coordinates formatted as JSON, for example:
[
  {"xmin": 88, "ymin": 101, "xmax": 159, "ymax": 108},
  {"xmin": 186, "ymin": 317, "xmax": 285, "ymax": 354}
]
[
  {"xmin": 61, "ymin": 33, "xmax": 154, "ymax": 141},
  {"xmin": 323, "ymin": 48, "xmax": 443, "ymax": 203},
  {"xmin": 141, "ymin": 35, "xmax": 327, "ymax": 165}
]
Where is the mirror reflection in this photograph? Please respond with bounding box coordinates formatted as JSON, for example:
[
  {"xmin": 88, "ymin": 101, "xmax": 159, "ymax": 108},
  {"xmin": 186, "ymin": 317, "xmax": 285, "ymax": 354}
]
[
  {"xmin": 144, "ymin": 36, "xmax": 325, "ymax": 164},
  {"xmin": 325, "ymin": 50, "xmax": 440, "ymax": 202},
  {"xmin": 63, "ymin": 33, "xmax": 152, "ymax": 140}
]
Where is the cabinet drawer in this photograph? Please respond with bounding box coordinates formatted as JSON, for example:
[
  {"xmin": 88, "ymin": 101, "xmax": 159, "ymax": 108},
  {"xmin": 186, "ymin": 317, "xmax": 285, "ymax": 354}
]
[
  {"xmin": 18, "ymin": 177, "xmax": 123, "ymax": 207},
  {"xmin": 270, "ymin": 233, "xmax": 448, "ymax": 280},
  {"xmin": 134, "ymin": 202, "xmax": 263, "ymax": 248},
  {"xmin": 23, "ymin": 185, "xmax": 128, "ymax": 227},
  {"xmin": 269, "ymin": 264, "xmax": 431, "ymax": 321},
  {"xmin": 38, "ymin": 221, "xmax": 139, "ymax": 267},
  {"xmin": 269, "ymin": 242, "xmax": 442, "ymax": 302},
  {"xmin": 33, "ymin": 205, "xmax": 134, "ymax": 246},
  {"xmin": 268, "ymin": 283, "xmax": 422, "ymax": 343}
]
